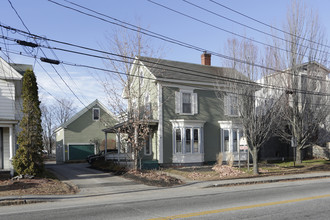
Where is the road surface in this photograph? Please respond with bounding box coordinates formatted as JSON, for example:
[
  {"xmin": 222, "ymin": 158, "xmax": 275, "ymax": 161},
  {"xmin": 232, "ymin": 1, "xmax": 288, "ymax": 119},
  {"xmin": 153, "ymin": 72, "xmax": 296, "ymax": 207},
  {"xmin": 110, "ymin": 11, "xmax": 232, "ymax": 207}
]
[{"xmin": 1, "ymin": 163, "xmax": 329, "ymax": 219}]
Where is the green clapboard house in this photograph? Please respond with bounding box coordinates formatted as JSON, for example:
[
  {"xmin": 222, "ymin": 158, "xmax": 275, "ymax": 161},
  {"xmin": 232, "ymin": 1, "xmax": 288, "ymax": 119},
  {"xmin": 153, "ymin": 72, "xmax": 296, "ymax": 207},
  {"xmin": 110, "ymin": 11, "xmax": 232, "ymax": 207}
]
[
  {"xmin": 55, "ymin": 99, "xmax": 117, "ymax": 163},
  {"xmin": 103, "ymin": 53, "xmax": 250, "ymax": 167}
]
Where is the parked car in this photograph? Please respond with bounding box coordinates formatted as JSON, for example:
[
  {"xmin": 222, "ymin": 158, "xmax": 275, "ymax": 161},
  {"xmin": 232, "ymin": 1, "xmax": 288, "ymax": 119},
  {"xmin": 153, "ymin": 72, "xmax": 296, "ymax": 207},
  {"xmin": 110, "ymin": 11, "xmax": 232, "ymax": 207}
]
[
  {"xmin": 86, "ymin": 149, "xmax": 118, "ymax": 164},
  {"xmin": 86, "ymin": 151, "xmax": 105, "ymax": 164}
]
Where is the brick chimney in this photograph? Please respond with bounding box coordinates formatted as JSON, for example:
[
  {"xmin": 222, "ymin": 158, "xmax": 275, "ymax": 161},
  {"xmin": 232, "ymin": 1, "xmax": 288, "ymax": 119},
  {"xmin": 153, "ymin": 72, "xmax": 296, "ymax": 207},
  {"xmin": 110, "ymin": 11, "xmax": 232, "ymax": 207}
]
[{"xmin": 201, "ymin": 52, "xmax": 211, "ymax": 65}]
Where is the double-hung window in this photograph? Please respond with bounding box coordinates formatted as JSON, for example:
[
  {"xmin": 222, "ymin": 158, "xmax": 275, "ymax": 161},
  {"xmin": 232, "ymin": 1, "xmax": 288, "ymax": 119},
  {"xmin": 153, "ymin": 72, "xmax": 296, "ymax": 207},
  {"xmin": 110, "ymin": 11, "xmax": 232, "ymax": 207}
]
[
  {"xmin": 171, "ymin": 120, "xmax": 205, "ymax": 163},
  {"xmin": 182, "ymin": 93, "xmax": 192, "ymax": 114},
  {"xmin": 224, "ymin": 95, "xmax": 239, "ymax": 116},
  {"xmin": 219, "ymin": 121, "xmax": 244, "ymax": 153},
  {"xmin": 174, "ymin": 127, "xmax": 201, "ymax": 154},
  {"xmin": 175, "ymin": 89, "xmax": 198, "ymax": 115},
  {"xmin": 144, "ymin": 134, "xmax": 152, "ymax": 155}
]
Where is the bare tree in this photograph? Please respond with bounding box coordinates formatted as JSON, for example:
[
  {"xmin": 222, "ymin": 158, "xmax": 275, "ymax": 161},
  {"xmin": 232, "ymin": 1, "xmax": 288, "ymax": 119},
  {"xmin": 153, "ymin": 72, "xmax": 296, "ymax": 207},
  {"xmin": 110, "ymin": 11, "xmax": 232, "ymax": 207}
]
[
  {"xmin": 41, "ymin": 104, "xmax": 55, "ymax": 156},
  {"xmin": 269, "ymin": 0, "xmax": 330, "ymax": 163},
  {"xmin": 219, "ymin": 38, "xmax": 282, "ymax": 174},
  {"xmin": 41, "ymin": 98, "xmax": 77, "ymax": 156},
  {"xmin": 100, "ymin": 26, "xmax": 162, "ymax": 170},
  {"xmin": 53, "ymin": 98, "xmax": 77, "ymax": 126}
]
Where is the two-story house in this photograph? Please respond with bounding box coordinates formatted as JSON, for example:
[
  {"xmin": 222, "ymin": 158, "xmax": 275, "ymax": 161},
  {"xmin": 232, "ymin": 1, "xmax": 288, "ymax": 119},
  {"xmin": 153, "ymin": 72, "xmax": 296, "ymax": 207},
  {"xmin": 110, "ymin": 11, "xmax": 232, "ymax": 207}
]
[
  {"xmin": 104, "ymin": 53, "xmax": 250, "ymax": 167},
  {"xmin": 0, "ymin": 57, "xmax": 29, "ymax": 175},
  {"xmin": 256, "ymin": 62, "xmax": 330, "ymax": 160}
]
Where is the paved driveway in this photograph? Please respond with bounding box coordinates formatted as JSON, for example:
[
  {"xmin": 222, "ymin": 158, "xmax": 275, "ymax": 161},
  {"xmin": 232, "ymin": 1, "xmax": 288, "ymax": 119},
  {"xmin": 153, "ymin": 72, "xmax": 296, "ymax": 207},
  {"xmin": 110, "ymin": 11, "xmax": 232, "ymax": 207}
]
[{"xmin": 46, "ymin": 162, "xmax": 158, "ymax": 196}]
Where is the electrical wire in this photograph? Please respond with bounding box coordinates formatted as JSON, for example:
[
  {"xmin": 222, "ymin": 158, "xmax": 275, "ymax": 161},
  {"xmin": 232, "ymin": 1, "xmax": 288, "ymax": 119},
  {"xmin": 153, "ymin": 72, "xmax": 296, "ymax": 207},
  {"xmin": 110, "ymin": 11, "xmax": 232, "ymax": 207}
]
[
  {"xmin": 3, "ymin": 44, "xmax": 330, "ymax": 103},
  {"xmin": 209, "ymin": 0, "xmax": 330, "ymax": 50}
]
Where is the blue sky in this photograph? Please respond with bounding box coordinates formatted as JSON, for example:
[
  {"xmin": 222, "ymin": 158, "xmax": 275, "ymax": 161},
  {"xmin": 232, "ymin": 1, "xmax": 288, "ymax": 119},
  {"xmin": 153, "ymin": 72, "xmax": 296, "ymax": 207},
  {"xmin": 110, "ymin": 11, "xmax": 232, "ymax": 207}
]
[{"xmin": 1, "ymin": 0, "xmax": 329, "ymax": 109}]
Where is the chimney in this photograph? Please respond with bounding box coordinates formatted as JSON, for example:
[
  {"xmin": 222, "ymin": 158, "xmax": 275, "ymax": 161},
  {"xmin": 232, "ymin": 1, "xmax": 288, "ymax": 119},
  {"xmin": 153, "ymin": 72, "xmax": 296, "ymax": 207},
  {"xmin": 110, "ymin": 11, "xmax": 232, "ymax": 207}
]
[{"xmin": 201, "ymin": 52, "xmax": 211, "ymax": 65}]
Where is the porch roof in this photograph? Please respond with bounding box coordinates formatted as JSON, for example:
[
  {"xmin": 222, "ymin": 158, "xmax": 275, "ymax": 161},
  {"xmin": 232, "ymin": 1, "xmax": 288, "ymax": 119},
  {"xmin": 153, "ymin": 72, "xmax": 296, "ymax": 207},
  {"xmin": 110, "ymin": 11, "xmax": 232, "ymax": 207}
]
[{"xmin": 102, "ymin": 119, "xmax": 159, "ymax": 133}]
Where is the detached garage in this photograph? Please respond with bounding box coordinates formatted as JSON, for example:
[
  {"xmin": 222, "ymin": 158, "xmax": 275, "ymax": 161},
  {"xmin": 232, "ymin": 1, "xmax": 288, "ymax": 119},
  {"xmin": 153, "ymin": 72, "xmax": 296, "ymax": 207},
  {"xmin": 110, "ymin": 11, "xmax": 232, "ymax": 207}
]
[
  {"xmin": 54, "ymin": 99, "xmax": 117, "ymax": 163},
  {"xmin": 68, "ymin": 144, "xmax": 95, "ymax": 161}
]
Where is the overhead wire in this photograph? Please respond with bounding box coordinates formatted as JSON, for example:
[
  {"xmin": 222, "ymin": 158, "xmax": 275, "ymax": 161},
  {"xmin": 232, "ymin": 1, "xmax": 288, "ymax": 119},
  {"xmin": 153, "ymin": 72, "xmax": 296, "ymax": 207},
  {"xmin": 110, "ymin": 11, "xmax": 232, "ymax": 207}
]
[
  {"xmin": 209, "ymin": 0, "xmax": 330, "ymax": 50},
  {"xmin": 7, "ymin": 0, "xmax": 88, "ymax": 107},
  {"xmin": 148, "ymin": 0, "xmax": 329, "ymax": 64},
  {"xmin": 2, "ymin": 38, "xmax": 329, "ymax": 100},
  {"xmin": 4, "ymin": 46, "xmax": 329, "ymax": 108},
  {"xmin": 181, "ymin": 0, "xmax": 329, "ymax": 60},
  {"xmin": 42, "ymin": 1, "xmax": 330, "ymax": 82}
]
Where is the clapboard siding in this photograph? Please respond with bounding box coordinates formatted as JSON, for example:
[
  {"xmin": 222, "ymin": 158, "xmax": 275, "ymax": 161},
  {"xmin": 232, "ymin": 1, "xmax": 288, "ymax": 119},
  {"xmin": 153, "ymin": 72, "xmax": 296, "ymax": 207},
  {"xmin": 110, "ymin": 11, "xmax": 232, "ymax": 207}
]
[{"xmin": 0, "ymin": 79, "xmax": 15, "ymax": 120}]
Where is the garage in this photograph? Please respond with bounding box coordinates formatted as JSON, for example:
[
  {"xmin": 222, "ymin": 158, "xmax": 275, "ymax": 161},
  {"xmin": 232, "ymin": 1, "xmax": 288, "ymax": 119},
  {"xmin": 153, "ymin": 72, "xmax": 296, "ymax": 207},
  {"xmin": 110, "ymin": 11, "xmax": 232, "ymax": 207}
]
[{"xmin": 68, "ymin": 144, "xmax": 95, "ymax": 161}]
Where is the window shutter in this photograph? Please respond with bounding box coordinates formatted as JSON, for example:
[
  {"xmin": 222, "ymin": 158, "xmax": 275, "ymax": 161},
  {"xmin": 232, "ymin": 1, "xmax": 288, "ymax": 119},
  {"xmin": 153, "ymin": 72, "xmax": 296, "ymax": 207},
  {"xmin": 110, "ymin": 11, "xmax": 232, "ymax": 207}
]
[
  {"xmin": 224, "ymin": 95, "xmax": 229, "ymax": 115},
  {"xmin": 192, "ymin": 93, "xmax": 198, "ymax": 114},
  {"xmin": 175, "ymin": 91, "xmax": 181, "ymax": 113}
]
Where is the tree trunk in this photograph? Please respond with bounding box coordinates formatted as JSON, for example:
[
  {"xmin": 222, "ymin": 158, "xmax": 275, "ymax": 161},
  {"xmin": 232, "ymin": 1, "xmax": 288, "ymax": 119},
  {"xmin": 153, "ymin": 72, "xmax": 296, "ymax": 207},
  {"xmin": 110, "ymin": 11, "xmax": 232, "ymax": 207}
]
[
  {"xmin": 295, "ymin": 147, "xmax": 302, "ymax": 164},
  {"xmin": 133, "ymin": 126, "xmax": 139, "ymax": 170},
  {"xmin": 252, "ymin": 147, "xmax": 259, "ymax": 175}
]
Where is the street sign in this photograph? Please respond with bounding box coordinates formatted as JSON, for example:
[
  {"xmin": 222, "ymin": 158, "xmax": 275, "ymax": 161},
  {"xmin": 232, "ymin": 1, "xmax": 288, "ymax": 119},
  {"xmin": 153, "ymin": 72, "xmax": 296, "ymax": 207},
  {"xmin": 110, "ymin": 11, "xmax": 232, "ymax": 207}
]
[{"xmin": 239, "ymin": 137, "xmax": 248, "ymax": 150}]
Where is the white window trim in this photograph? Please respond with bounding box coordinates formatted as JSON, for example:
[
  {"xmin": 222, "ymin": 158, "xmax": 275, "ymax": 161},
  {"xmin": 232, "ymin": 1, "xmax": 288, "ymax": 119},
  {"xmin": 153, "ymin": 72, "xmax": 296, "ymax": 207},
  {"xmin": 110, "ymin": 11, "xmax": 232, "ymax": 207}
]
[
  {"xmin": 170, "ymin": 120, "xmax": 205, "ymax": 163},
  {"xmin": 218, "ymin": 121, "xmax": 247, "ymax": 161},
  {"xmin": 92, "ymin": 108, "xmax": 100, "ymax": 121},
  {"xmin": 175, "ymin": 89, "xmax": 198, "ymax": 115}
]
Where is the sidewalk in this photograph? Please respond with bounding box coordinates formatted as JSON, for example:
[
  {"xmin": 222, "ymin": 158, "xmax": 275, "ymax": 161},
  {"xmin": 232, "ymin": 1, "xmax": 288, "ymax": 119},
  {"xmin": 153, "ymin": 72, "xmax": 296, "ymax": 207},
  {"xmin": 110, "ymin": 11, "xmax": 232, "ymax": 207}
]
[{"xmin": 196, "ymin": 171, "xmax": 330, "ymax": 188}]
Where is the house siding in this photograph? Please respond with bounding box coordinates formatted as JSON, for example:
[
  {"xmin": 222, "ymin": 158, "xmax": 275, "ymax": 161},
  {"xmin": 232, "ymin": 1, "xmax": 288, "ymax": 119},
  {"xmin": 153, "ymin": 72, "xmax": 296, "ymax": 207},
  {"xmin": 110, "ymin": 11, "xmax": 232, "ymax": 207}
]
[
  {"xmin": 60, "ymin": 103, "xmax": 117, "ymax": 161},
  {"xmin": 162, "ymin": 86, "xmax": 233, "ymax": 164},
  {"xmin": 0, "ymin": 79, "xmax": 15, "ymax": 120}
]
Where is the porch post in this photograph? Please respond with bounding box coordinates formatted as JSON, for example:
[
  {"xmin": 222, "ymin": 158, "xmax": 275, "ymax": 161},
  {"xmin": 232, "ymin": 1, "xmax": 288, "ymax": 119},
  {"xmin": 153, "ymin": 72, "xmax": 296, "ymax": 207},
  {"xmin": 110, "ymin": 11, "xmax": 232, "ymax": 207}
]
[
  {"xmin": 9, "ymin": 125, "xmax": 13, "ymax": 159},
  {"xmin": 9, "ymin": 125, "xmax": 14, "ymax": 176},
  {"xmin": 117, "ymin": 133, "xmax": 120, "ymax": 162},
  {"xmin": 104, "ymin": 132, "xmax": 107, "ymax": 161}
]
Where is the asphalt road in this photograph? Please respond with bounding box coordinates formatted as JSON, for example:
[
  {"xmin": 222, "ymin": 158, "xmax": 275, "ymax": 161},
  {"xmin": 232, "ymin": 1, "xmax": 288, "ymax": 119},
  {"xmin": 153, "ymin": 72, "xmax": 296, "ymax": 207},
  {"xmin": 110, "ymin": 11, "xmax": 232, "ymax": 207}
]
[{"xmin": 1, "ymin": 174, "xmax": 330, "ymax": 219}]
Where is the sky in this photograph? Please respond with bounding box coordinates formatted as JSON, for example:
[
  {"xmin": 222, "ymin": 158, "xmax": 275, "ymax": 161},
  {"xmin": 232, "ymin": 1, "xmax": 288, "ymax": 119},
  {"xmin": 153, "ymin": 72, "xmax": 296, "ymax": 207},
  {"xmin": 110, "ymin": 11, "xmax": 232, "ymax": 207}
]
[{"xmin": 1, "ymin": 0, "xmax": 330, "ymax": 110}]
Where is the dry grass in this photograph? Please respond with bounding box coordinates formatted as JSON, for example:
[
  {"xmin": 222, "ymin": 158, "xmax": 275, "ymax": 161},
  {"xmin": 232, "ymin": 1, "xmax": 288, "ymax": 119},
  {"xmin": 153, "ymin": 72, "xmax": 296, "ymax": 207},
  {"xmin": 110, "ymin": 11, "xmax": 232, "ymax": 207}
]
[
  {"xmin": 164, "ymin": 159, "xmax": 330, "ymax": 181},
  {"xmin": 0, "ymin": 178, "xmax": 78, "ymax": 197},
  {"xmin": 123, "ymin": 170, "xmax": 184, "ymax": 187}
]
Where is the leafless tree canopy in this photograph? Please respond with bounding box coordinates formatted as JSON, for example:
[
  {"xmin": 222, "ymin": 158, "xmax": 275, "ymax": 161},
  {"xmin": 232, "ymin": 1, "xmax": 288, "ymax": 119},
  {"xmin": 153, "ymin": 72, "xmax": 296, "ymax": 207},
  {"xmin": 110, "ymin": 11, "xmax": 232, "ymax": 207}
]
[
  {"xmin": 41, "ymin": 98, "xmax": 77, "ymax": 155},
  {"xmin": 268, "ymin": 0, "xmax": 330, "ymax": 163},
  {"xmin": 100, "ymin": 26, "xmax": 163, "ymax": 170},
  {"xmin": 219, "ymin": 38, "xmax": 281, "ymax": 174}
]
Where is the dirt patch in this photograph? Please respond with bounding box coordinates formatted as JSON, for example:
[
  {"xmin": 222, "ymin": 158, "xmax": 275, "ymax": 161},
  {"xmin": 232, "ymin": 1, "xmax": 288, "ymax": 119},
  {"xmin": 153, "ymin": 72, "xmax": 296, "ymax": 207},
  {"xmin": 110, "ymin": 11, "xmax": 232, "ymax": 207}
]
[
  {"xmin": 123, "ymin": 170, "xmax": 184, "ymax": 187},
  {"xmin": 212, "ymin": 165, "xmax": 246, "ymax": 178},
  {"xmin": 0, "ymin": 178, "xmax": 79, "ymax": 197},
  {"xmin": 164, "ymin": 160, "xmax": 330, "ymax": 181}
]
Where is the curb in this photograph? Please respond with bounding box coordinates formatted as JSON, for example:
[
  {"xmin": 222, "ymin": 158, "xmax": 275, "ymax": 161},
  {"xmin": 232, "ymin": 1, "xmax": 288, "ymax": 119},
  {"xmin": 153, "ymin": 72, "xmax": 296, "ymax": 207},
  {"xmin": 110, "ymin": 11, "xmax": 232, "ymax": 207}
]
[{"xmin": 205, "ymin": 175, "xmax": 330, "ymax": 188}]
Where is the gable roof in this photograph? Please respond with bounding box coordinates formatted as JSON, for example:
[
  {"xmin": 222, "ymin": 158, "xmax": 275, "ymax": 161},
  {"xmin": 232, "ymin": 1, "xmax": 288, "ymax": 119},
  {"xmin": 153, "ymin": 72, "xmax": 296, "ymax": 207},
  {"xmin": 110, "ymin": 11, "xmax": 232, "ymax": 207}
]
[
  {"xmin": 54, "ymin": 99, "xmax": 116, "ymax": 132},
  {"xmin": 9, "ymin": 63, "xmax": 33, "ymax": 76},
  {"xmin": 0, "ymin": 57, "xmax": 24, "ymax": 80},
  {"xmin": 137, "ymin": 56, "xmax": 249, "ymax": 85}
]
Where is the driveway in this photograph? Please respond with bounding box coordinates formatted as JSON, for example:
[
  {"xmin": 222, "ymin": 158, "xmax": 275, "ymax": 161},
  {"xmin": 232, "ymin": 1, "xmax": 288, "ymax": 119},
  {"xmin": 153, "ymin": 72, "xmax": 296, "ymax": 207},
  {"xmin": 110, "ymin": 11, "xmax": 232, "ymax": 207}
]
[{"xmin": 46, "ymin": 162, "xmax": 158, "ymax": 196}]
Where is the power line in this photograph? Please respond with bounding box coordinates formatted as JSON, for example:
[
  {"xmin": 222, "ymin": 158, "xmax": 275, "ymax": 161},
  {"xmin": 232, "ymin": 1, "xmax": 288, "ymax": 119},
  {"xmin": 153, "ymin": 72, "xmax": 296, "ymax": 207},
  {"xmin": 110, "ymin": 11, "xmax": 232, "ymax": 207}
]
[
  {"xmin": 1, "ymin": 21, "xmax": 328, "ymax": 86},
  {"xmin": 3, "ymin": 43, "xmax": 330, "ymax": 100},
  {"xmin": 181, "ymin": 0, "xmax": 329, "ymax": 60},
  {"xmin": 209, "ymin": 0, "xmax": 330, "ymax": 50},
  {"xmin": 41, "ymin": 2, "xmax": 329, "ymax": 81},
  {"xmin": 148, "ymin": 0, "xmax": 329, "ymax": 63},
  {"xmin": 7, "ymin": 0, "xmax": 88, "ymax": 108}
]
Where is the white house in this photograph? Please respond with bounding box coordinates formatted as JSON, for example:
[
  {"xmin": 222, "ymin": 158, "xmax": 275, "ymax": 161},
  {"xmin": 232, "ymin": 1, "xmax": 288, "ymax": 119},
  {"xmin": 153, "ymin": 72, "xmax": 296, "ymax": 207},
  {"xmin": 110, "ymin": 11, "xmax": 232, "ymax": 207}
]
[{"xmin": 0, "ymin": 57, "xmax": 30, "ymax": 175}]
